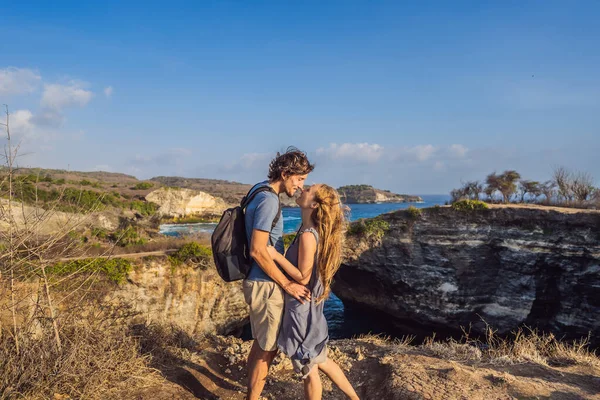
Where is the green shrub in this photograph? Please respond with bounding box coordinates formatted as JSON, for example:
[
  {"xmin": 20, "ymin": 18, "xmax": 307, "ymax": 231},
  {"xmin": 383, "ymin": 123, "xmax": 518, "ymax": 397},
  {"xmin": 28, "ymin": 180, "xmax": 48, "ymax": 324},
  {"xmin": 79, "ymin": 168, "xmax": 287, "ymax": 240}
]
[
  {"xmin": 129, "ymin": 200, "xmax": 159, "ymax": 216},
  {"xmin": 451, "ymin": 199, "xmax": 489, "ymax": 211},
  {"xmin": 283, "ymin": 233, "xmax": 297, "ymax": 248},
  {"xmin": 80, "ymin": 179, "xmax": 93, "ymax": 186},
  {"xmin": 90, "ymin": 227, "xmax": 108, "ymax": 240},
  {"xmin": 47, "ymin": 258, "xmax": 132, "ymax": 284},
  {"xmin": 347, "ymin": 217, "xmax": 390, "ymax": 239},
  {"xmin": 54, "ymin": 178, "xmax": 66, "ymax": 185},
  {"xmin": 132, "ymin": 182, "xmax": 154, "ymax": 190},
  {"xmin": 169, "ymin": 242, "xmax": 212, "ymax": 269},
  {"xmin": 109, "ymin": 226, "xmax": 147, "ymax": 247},
  {"xmin": 166, "ymin": 214, "xmax": 220, "ymax": 224},
  {"xmin": 407, "ymin": 205, "xmax": 422, "ymax": 219}
]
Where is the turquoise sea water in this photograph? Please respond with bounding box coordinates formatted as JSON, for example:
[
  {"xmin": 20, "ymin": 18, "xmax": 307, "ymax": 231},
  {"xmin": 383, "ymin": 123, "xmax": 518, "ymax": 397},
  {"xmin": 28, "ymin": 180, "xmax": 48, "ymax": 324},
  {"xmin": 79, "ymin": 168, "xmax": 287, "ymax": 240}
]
[
  {"xmin": 160, "ymin": 194, "xmax": 450, "ymax": 339},
  {"xmin": 159, "ymin": 194, "xmax": 450, "ymax": 237}
]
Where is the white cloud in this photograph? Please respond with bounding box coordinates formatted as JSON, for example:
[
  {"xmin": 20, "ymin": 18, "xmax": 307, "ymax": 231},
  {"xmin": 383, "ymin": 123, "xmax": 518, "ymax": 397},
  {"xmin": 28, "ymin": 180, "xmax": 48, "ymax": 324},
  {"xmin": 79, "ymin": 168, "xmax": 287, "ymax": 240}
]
[
  {"xmin": 104, "ymin": 86, "xmax": 113, "ymax": 98},
  {"xmin": 0, "ymin": 67, "xmax": 41, "ymax": 95},
  {"xmin": 7, "ymin": 109, "xmax": 64, "ymax": 143},
  {"xmin": 448, "ymin": 144, "xmax": 468, "ymax": 158},
  {"xmin": 10, "ymin": 109, "xmax": 35, "ymax": 137},
  {"xmin": 410, "ymin": 144, "xmax": 436, "ymax": 162},
  {"xmin": 41, "ymin": 81, "xmax": 93, "ymax": 110},
  {"xmin": 392, "ymin": 144, "xmax": 437, "ymax": 162},
  {"xmin": 316, "ymin": 142, "xmax": 384, "ymax": 163}
]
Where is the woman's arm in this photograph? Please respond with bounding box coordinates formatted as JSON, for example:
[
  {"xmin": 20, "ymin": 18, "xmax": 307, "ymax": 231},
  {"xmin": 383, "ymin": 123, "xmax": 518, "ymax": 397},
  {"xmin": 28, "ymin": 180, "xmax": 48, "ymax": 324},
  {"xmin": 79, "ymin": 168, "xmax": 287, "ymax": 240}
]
[{"xmin": 268, "ymin": 232, "xmax": 317, "ymax": 286}]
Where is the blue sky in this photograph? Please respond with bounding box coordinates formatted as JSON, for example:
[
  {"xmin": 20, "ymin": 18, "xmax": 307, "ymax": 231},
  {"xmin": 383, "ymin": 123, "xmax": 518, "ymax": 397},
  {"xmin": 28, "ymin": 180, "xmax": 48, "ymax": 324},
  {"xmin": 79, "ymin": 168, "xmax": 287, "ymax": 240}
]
[{"xmin": 1, "ymin": 1, "xmax": 599, "ymax": 194}]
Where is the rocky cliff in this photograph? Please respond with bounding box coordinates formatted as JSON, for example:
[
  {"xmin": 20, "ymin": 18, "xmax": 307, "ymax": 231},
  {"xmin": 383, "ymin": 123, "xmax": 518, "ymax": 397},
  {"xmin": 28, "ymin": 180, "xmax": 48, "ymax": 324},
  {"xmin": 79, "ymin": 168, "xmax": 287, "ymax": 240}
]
[
  {"xmin": 333, "ymin": 205, "xmax": 600, "ymax": 344},
  {"xmin": 108, "ymin": 256, "xmax": 247, "ymax": 335},
  {"xmin": 338, "ymin": 185, "xmax": 422, "ymax": 204},
  {"xmin": 146, "ymin": 187, "xmax": 228, "ymax": 218},
  {"xmin": 1, "ymin": 256, "xmax": 248, "ymax": 337}
]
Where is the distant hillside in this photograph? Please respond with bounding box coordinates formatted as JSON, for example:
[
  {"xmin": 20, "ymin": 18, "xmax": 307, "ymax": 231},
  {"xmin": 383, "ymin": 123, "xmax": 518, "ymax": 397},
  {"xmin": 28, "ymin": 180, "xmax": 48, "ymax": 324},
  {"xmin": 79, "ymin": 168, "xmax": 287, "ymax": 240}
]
[
  {"xmin": 0, "ymin": 167, "xmax": 162, "ymax": 217},
  {"xmin": 150, "ymin": 176, "xmax": 302, "ymax": 207},
  {"xmin": 10, "ymin": 167, "xmax": 139, "ymax": 184},
  {"xmin": 4, "ymin": 169, "xmax": 421, "ymax": 210},
  {"xmin": 150, "ymin": 176, "xmax": 252, "ymax": 205},
  {"xmin": 337, "ymin": 185, "xmax": 422, "ymax": 204}
]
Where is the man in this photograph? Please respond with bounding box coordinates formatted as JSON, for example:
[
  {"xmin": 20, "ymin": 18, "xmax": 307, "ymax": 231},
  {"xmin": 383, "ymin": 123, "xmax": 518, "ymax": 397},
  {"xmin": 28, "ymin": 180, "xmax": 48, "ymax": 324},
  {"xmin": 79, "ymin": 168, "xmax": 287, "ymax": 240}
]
[{"xmin": 243, "ymin": 147, "xmax": 315, "ymax": 400}]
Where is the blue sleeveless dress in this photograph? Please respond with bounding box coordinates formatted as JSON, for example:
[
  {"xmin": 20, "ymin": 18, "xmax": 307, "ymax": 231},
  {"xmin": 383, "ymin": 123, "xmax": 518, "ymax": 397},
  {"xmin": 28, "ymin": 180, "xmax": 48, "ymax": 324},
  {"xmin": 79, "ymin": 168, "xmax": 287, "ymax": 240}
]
[{"xmin": 277, "ymin": 227, "xmax": 329, "ymax": 378}]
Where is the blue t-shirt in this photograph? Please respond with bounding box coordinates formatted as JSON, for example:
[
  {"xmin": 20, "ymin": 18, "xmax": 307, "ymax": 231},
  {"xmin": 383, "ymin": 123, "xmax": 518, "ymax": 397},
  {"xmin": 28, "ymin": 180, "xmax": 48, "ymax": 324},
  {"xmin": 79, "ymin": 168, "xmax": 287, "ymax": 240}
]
[{"xmin": 245, "ymin": 181, "xmax": 285, "ymax": 282}]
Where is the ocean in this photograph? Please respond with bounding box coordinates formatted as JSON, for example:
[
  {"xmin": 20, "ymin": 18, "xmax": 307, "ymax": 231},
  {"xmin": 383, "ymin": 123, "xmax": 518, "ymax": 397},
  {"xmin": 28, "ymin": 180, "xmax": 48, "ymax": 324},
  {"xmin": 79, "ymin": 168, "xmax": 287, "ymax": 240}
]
[
  {"xmin": 159, "ymin": 194, "xmax": 450, "ymax": 237},
  {"xmin": 159, "ymin": 194, "xmax": 450, "ymax": 339}
]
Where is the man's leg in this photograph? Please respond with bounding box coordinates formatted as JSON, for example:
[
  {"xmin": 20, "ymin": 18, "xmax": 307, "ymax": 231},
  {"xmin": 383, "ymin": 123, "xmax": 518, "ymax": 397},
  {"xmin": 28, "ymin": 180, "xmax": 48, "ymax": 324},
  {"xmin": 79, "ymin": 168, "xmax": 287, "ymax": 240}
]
[{"xmin": 246, "ymin": 340, "xmax": 278, "ymax": 400}]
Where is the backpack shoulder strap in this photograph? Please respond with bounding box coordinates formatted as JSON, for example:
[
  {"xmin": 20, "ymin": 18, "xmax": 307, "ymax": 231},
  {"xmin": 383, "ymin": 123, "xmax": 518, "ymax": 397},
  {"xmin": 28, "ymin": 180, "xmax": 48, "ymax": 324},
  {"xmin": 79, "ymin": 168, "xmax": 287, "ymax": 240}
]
[
  {"xmin": 240, "ymin": 183, "xmax": 265, "ymax": 208},
  {"xmin": 241, "ymin": 185, "xmax": 282, "ymax": 230}
]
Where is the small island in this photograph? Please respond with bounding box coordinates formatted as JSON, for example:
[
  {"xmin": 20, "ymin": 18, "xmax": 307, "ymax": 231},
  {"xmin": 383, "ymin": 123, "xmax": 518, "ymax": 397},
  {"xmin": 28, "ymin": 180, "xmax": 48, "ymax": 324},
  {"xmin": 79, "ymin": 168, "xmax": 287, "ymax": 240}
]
[{"xmin": 337, "ymin": 184, "xmax": 422, "ymax": 204}]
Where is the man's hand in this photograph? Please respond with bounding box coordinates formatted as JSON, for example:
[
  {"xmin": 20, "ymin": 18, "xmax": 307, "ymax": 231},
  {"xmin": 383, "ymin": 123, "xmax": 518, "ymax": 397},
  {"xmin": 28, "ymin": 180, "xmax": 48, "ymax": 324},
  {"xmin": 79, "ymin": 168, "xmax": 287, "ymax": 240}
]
[{"xmin": 283, "ymin": 281, "xmax": 311, "ymax": 304}]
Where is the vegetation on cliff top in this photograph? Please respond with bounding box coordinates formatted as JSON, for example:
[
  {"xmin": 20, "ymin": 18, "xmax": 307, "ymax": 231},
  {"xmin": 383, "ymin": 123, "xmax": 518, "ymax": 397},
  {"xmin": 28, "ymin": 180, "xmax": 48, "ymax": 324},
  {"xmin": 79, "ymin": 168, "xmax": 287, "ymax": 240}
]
[
  {"xmin": 347, "ymin": 217, "xmax": 390, "ymax": 239},
  {"xmin": 168, "ymin": 242, "xmax": 212, "ymax": 269},
  {"xmin": 0, "ymin": 173, "xmax": 161, "ymax": 216},
  {"xmin": 48, "ymin": 258, "xmax": 133, "ymax": 284},
  {"xmin": 451, "ymin": 199, "xmax": 489, "ymax": 211},
  {"xmin": 451, "ymin": 166, "xmax": 598, "ymax": 209}
]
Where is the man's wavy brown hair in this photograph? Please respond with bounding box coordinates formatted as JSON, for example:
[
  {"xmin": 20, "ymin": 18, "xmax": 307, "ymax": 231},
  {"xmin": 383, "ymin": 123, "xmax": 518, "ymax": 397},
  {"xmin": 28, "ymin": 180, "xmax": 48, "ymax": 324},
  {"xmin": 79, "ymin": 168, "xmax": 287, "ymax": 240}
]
[{"xmin": 267, "ymin": 147, "xmax": 315, "ymax": 182}]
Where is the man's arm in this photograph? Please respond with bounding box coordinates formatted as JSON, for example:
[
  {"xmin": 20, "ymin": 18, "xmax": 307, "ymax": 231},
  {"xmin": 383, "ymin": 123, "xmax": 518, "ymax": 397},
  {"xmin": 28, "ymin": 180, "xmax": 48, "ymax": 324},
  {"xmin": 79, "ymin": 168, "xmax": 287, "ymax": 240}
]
[{"xmin": 250, "ymin": 229, "xmax": 311, "ymax": 303}]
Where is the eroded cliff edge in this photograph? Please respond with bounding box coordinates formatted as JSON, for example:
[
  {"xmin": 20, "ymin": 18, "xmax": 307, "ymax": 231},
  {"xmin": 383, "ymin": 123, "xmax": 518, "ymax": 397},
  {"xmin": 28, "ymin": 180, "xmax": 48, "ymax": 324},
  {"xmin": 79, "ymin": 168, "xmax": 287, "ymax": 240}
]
[{"xmin": 333, "ymin": 205, "xmax": 600, "ymax": 344}]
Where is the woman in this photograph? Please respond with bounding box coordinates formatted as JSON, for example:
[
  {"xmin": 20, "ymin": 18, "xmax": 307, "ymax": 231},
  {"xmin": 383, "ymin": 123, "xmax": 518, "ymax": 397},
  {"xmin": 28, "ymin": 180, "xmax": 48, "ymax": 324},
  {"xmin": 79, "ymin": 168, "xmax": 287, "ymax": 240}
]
[{"xmin": 267, "ymin": 184, "xmax": 359, "ymax": 400}]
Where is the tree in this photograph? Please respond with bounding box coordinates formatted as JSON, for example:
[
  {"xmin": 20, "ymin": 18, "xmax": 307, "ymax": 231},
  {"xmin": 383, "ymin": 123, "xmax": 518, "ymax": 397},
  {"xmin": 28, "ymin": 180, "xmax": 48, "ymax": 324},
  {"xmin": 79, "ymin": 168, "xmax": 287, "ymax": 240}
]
[
  {"xmin": 539, "ymin": 180, "xmax": 556, "ymax": 204},
  {"xmin": 572, "ymin": 172, "xmax": 595, "ymax": 202},
  {"xmin": 485, "ymin": 172, "xmax": 501, "ymax": 202},
  {"xmin": 0, "ymin": 105, "xmax": 118, "ymax": 353},
  {"xmin": 487, "ymin": 170, "xmax": 521, "ymax": 203},
  {"xmin": 518, "ymin": 180, "xmax": 541, "ymax": 203},
  {"xmin": 450, "ymin": 180, "xmax": 483, "ymax": 203},
  {"xmin": 553, "ymin": 166, "xmax": 573, "ymax": 202},
  {"xmin": 450, "ymin": 188, "xmax": 466, "ymax": 203},
  {"xmin": 464, "ymin": 181, "xmax": 483, "ymax": 200}
]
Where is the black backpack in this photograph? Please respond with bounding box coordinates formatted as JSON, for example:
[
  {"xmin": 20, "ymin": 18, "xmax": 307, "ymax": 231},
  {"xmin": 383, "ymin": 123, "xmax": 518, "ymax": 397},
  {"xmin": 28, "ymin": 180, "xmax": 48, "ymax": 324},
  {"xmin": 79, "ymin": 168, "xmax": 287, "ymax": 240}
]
[{"xmin": 211, "ymin": 184, "xmax": 281, "ymax": 282}]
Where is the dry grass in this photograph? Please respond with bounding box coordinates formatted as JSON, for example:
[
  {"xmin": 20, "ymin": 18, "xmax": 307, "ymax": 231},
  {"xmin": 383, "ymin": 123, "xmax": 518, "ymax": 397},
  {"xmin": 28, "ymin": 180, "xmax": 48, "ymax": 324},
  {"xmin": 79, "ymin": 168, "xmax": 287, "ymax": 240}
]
[
  {"xmin": 0, "ymin": 313, "xmax": 164, "ymax": 399},
  {"xmin": 356, "ymin": 332, "xmax": 415, "ymax": 348},
  {"xmin": 421, "ymin": 326, "xmax": 599, "ymax": 367}
]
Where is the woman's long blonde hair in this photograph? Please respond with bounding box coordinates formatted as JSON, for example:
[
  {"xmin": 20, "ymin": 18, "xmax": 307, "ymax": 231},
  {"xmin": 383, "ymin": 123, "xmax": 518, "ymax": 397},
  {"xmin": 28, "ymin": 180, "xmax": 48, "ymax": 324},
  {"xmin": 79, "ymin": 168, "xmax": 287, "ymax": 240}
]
[{"xmin": 312, "ymin": 184, "xmax": 347, "ymax": 303}]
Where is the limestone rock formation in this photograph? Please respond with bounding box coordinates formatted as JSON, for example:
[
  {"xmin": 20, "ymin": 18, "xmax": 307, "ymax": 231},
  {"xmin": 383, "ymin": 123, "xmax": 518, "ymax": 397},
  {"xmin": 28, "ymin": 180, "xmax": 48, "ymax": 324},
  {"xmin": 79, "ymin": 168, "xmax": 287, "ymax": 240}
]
[
  {"xmin": 145, "ymin": 187, "xmax": 227, "ymax": 217},
  {"xmin": 338, "ymin": 185, "xmax": 422, "ymax": 204},
  {"xmin": 108, "ymin": 257, "xmax": 248, "ymax": 335},
  {"xmin": 333, "ymin": 205, "xmax": 600, "ymax": 344}
]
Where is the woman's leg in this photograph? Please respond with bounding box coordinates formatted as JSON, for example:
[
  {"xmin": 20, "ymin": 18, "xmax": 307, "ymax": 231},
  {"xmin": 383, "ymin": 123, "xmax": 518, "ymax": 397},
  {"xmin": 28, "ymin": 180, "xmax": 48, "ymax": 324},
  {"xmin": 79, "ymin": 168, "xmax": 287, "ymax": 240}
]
[
  {"xmin": 317, "ymin": 358, "xmax": 359, "ymax": 400},
  {"xmin": 304, "ymin": 366, "xmax": 323, "ymax": 400}
]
